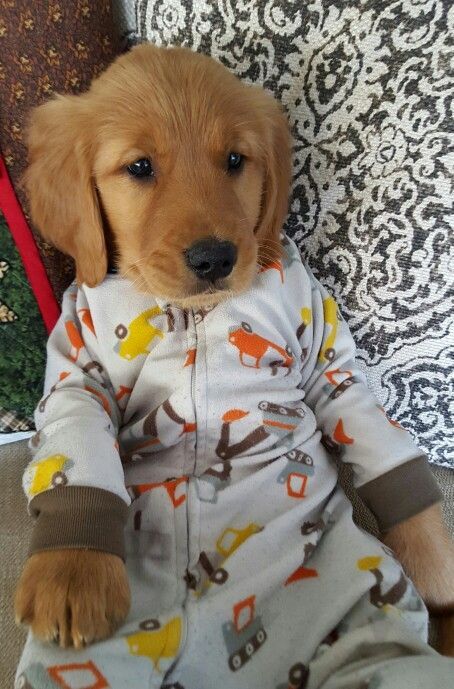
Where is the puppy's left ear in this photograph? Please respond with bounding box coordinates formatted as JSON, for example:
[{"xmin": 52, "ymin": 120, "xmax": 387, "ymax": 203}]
[
  {"xmin": 23, "ymin": 94, "xmax": 107, "ymax": 287},
  {"xmin": 254, "ymin": 92, "xmax": 292, "ymax": 261}
]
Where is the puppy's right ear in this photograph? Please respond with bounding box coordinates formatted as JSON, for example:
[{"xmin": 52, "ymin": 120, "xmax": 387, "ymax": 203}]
[{"xmin": 24, "ymin": 95, "xmax": 107, "ymax": 287}]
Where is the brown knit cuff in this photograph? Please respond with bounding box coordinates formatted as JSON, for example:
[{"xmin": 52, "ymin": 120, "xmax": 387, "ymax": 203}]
[
  {"xmin": 28, "ymin": 486, "xmax": 129, "ymax": 560},
  {"xmin": 358, "ymin": 455, "xmax": 442, "ymax": 534}
]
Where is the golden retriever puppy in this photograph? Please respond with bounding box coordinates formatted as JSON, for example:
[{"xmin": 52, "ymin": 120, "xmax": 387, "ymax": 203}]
[{"xmin": 15, "ymin": 44, "xmax": 454, "ymax": 671}]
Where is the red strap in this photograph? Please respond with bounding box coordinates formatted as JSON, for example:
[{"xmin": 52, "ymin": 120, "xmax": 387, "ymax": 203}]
[{"xmin": 0, "ymin": 154, "xmax": 60, "ymax": 332}]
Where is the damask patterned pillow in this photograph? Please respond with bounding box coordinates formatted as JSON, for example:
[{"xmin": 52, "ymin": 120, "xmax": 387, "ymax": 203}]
[{"xmin": 113, "ymin": 0, "xmax": 453, "ymax": 468}]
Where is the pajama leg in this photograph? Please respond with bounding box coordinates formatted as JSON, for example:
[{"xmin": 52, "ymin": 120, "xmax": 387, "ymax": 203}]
[
  {"xmin": 16, "ymin": 479, "xmax": 189, "ymax": 689},
  {"xmin": 307, "ymin": 613, "xmax": 453, "ymax": 689},
  {"xmin": 164, "ymin": 468, "xmax": 454, "ymax": 689}
]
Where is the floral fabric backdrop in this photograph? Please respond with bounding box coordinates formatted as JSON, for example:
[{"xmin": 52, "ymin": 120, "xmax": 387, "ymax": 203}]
[{"xmin": 113, "ymin": 0, "xmax": 453, "ymax": 468}]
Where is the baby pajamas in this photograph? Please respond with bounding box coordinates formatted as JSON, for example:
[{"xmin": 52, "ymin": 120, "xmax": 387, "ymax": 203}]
[{"xmin": 17, "ymin": 236, "xmax": 452, "ymax": 689}]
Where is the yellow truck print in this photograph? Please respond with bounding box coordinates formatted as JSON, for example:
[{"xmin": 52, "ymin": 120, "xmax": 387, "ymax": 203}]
[
  {"xmin": 318, "ymin": 296, "xmax": 339, "ymax": 364},
  {"xmin": 125, "ymin": 616, "xmax": 182, "ymax": 671},
  {"xmin": 25, "ymin": 454, "xmax": 73, "ymax": 497},
  {"xmin": 197, "ymin": 523, "xmax": 263, "ymax": 591},
  {"xmin": 114, "ymin": 307, "xmax": 164, "ymax": 360}
]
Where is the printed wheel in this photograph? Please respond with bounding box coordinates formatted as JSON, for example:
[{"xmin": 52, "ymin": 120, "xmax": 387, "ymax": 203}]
[
  {"xmin": 245, "ymin": 641, "xmax": 254, "ymax": 656},
  {"xmin": 258, "ymin": 400, "xmax": 268, "ymax": 411},
  {"xmin": 231, "ymin": 653, "xmax": 242, "ymax": 670},
  {"xmin": 285, "ymin": 345, "xmax": 293, "ymax": 356},
  {"xmin": 115, "ymin": 323, "xmax": 128, "ymax": 339},
  {"xmin": 241, "ymin": 321, "xmax": 252, "ymax": 333},
  {"xmin": 325, "ymin": 347, "xmax": 335, "ymax": 362},
  {"xmin": 279, "ymin": 406, "xmax": 288, "ymax": 415},
  {"xmin": 287, "ymin": 450, "xmax": 296, "ymax": 460},
  {"xmin": 51, "ymin": 471, "xmax": 67, "ymax": 488},
  {"xmin": 140, "ymin": 618, "xmax": 161, "ymax": 631},
  {"xmin": 211, "ymin": 567, "xmax": 228, "ymax": 585},
  {"xmin": 256, "ymin": 629, "xmax": 266, "ymax": 644},
  {"xmin": 289, "ymin": 662, "xmax": 307, "ymax": 685},
  {"xmin": 295, "ymin": 407, "xmax": 305, "ymax": 418},
  {"xmin": 305, "ymin": 456, "xmax": 313, "ymax": 467},
  {"xmin": 82, "ymin": 360, "xmax": 104, "ymax": 375},
  {"xmin": 16, "ymin": 675, "xmax": 27, "ymax": 689}
]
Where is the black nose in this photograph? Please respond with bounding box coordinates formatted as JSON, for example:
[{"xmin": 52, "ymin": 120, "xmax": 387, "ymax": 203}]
[{"xmin": 184, "ymin": 238, "xmax": 237, "ymax": 282}]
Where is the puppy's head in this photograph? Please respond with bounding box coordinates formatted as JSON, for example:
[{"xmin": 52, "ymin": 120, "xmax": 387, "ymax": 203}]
[{"xmin": 25, "ymin": 44, "xmax": 291, "ymax": 307}]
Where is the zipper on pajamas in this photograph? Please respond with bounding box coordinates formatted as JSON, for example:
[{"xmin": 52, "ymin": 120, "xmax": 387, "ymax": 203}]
[{"xmin": 188, "ymin": 309, "xmax": 199, "ymax": 475}]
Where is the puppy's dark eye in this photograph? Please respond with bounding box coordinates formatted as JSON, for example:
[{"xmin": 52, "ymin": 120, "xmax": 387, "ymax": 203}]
[
  {"xmin": 127, "ymin": 158, "xmax": 154, "ymax": 179},
  {"xmin": 227, "ymin": 152, "xmax": 244, "ymax": 173}
]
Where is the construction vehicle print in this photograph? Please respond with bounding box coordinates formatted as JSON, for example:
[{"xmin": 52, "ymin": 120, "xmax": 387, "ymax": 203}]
[
  {"xmin": 357, "ymin": 556, "xmax": 410, "ymax": 611},
  {"xmin": 65, "ymin": 319, "xmax": 85, "ymax": 362},
  {"xmin": 25, "ymin": 454, "xmax": 74, "ymax": 497},
  {"xmin": 322, "ymin": 369, "xmax": 361, "ymax": 400},
  {"xmin": 125, "ymin": 616, "xmax": 182, "ymax": 671},
  {"xmin": 17, "ymin": 660, "xmax": 109, "ymax": 689},
  {"xmin": 296, "ymin": 307, "xmax": 312, "ymax": 341},
  {"xmin": 197, "ymin": 460, "xmax": 233, "ymax": 503},
  {"xmin": 77, "ymin": 308, "xmax": 96, "ymax": 335},
  {"xmin": 114, "ymin": 306, "xmax": 164, "ymax": 360},
  {"xmin": 321, "ymin": 418, "xmax": 354, "ymax": 457},
  {"xmin": 197, "ymin": 523, "xmax": 263, "ymax": 589},
  {"xmin": 222, "ymin": 595, "xmax": 267, "ymax": 671},
  {"xmin": 260, "ymin": 401, "xmax": 305, "ymax": 447},
  {"xmin": 194, "ymin": 304, "xmax": 215, "ymax": 324},
  {"xmin": 276, "ymin": 662, "xmax": 310, "ymax": 689},
  {"xmin": 122, "ymin": 399, "xmax": 196, "ymax": 461},
  {"xmin": 216, "ymin": 409, "xmax": 269, "ymax": 460},
  {"xmin": 277, "ymin": 449, "xmax": 314, "ymax": 498},
  {"xmin": 317, "ymin": 296, "xmax": 340, "ymax": 367},
  {"xmin": 127, "ymin": 477, "xmax": 188, "ymax": 513},
  {"xmin": 215, "ymin": 402, "xmax": 306, "ymax": 461},
  {"xmin": 228, "ymin": 322, "xmax": 293, "ymax": 370},
  {"xmin": 38, "ymin": 371, "xmax": 71, "ymax": 412}
]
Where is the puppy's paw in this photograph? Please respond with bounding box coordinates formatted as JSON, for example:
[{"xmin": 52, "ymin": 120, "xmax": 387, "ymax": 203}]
[
  {"xmin": 15, "ymin": 549, "xmax": 130, "ymax": 648},
  {"xmin": 383, "ymin": 504, "xmax": 454, "ymax": 613}
]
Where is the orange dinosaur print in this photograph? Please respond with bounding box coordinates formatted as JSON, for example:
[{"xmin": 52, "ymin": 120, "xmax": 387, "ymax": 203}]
[
  {"xmin": 259, "ymin": 259, "xmax": 284, "ymax": 282},
  {"xmin": 77, "ymin": 308, "xmax": 95, "ymax": 335},
  {"xmin": 184, "ymin": 348, "xmax": 196, "ymax": 367},
  {"xmin": 228, "ymin": 322, "xmax": 293, "ymax": 369},
  {"xmin": 333, "ymin": 419, "xmax": 354, "ymax": 445},
  {"xmin": 64, "ymin": 319, "xmax": 84, "ymax": 362}
]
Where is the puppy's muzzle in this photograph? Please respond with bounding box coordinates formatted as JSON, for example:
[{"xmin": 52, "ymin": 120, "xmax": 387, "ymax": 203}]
[{"xmin": 184, "ymin": 238, "xmax": 237, "ymax": 282}]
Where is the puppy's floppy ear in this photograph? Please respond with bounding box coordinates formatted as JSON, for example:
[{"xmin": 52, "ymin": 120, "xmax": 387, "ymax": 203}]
[
  {"xmin": 24, "ymin": 95, "xmax": 107, "ymax": 287},
  {"xmin": 254, "ymin": 92, "xmax": 292, "ymax": 262}
]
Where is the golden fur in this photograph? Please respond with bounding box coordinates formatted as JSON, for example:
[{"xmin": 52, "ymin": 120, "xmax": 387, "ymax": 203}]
[{"xmin": 15, "ymin": 44, "xmax": 454, "ymax": 654}]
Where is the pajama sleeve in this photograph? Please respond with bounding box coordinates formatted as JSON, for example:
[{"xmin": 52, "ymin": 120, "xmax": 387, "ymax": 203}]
[
  {"xmin": 300, "ymin": 265, "xmax": 442, "ymax": 533},
  {"xmin": 24, "ymin": 284, "xmax": 130, "ymax": 559}
]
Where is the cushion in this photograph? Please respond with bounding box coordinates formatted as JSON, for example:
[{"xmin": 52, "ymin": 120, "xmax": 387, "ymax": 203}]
[
  {"xmin": 0, "ymin": 0, "xmax": 122, "ymax": 434},
  {"xmin": 113, "ymin": 0, "xmax": 453, "ymax": 468}
]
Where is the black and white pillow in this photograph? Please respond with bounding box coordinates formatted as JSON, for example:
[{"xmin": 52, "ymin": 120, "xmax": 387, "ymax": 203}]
[{"xmin": 113, "ymin": 0, "xmax": 453, "ymax": 468}]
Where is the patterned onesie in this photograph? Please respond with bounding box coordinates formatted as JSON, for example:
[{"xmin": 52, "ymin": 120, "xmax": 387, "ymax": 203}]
[{"xmin": 17, "ymin": 236, "xmax": 453, "ymax": 689}]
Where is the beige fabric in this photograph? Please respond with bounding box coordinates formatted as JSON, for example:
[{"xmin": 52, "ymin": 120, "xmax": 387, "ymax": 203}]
[
  {"xmin": 0, "ymin": 440, "xmax": 31, "ymax": 689},
  {"xmin": 1, "ymin": 440, "xmax": 453, "ymax": 688}
]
